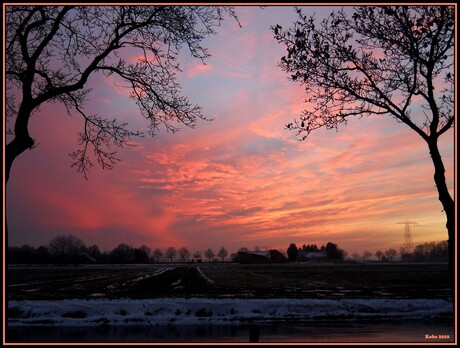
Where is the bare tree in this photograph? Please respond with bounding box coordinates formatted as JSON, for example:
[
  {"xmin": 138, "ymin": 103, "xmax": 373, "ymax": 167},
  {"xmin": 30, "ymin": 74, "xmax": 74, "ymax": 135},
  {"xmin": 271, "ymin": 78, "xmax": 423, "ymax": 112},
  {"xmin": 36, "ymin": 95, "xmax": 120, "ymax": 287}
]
[
  {"xmin": 5, "ymin": 5, "xmax": 239, "ymax": 183},
  {"xmin": 193, "ymin": 251, "xmax": 202, "ymax": 261},
  {"xmin": 351, "ymin": 251, "xmax": 360, "ymax": 262},
  {"xmin": 287, "ymin": 243, "xmax": 299, "ymax": 261},
  {"xmin": 110, "ymin": 243, "xmax": 135, "ymax": 263},
  {"xmin": 165, "ymin": 246, "xmax": 177, "ymax": 263},
  {"xmin": 204, "ymin": 248, "xmax": 215, "ymax": 262},
  {"xmin": 48, "ymin": 234, "xmax": 85, "ymax": 262},
  {"xmin": 272, "ymin": 5, "xmax": 454, "ymax": 286},
  {"xmin": 178, "ymin": 246, "xmax": 190, "ymax": 262},
  {"xmin": 375, "ymin": 250, "xmax": 384, "ymax": 261},
  {"xmin": 152, "ymin": 248, "xmax": 164, "ymax": 263},
  {"xmin": 86, "ymin": 244, "xmax": 102, "ymax": 261},
  {"xmin": 217, "ymin": 246, "xmax": 228, "ymax": 262},
  {"xmin": 385, "ymin": 248, "xmax": 398, "ymax": 261},
  {"xmin": 362, "ymin": 250, "xmax": 373, "ymax": 261},
  {"xmin": 134, "ymin": 244, "xmax": 151, "ymax": 263}
]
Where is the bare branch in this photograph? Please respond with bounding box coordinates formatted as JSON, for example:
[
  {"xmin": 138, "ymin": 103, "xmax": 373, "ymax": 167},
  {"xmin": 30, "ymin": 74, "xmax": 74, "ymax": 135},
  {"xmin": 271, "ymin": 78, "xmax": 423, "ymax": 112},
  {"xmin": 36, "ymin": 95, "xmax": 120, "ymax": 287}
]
[
  {"xmin": 6, "ymin": 5, "xmax": 239, "ymax": 179},
  {"xmin": 64, "ymin": 92, "xmax": 141, "ymax": 179},
  {"xmin": 272, "ymin": 6, "xmax": 454, "ymax": 142}
]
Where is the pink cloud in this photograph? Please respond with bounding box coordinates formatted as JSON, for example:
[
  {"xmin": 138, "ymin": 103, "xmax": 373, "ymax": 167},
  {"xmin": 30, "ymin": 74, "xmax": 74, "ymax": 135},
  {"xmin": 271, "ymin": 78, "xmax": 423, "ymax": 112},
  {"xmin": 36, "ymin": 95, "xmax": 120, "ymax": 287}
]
[{"xmin": 187, "ymin": 63, "xmax": 212, "ymax": 78}]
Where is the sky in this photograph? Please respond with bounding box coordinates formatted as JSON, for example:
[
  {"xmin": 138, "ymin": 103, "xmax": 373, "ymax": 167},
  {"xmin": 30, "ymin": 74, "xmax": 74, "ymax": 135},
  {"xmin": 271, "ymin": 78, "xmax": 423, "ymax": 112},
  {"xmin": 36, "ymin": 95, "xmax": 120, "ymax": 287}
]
[{"xmin": 4, "ymin": 5, "xmax": 455, "ymax": 257}]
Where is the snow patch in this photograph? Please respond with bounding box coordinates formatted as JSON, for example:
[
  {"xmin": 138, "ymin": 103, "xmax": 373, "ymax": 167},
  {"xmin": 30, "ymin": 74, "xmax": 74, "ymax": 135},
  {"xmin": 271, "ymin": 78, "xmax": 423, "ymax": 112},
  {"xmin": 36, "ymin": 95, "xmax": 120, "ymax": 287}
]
[
  {"xmin": 197, "ymin": 267, "xmax": 214, "ymax": 284},
  {"xmin": 106, "ymin": 267, "xmax": 174, "ymax": 290},
  {"xmin": 8, "ymin": 298, "xmax": 453, "ymax": 327}
]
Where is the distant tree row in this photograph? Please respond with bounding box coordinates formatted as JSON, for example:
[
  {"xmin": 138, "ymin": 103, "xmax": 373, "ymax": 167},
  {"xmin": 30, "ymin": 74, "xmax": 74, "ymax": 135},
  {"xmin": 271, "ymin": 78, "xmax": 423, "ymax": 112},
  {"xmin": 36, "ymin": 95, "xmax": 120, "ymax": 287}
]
[
  {"xmin": 350, "ymin": 241, "xmax": 448, "ymax": 262},
  {"xmin": 401, "ymin": 241, "xmax": 448, "ymax": 262},
  {"xmin": 8, "ymin": 235, "xmax": 230, "ymax": 264},
  {"xmin": 13, "ymin": 235, "xmax": 446, "ymax": 265},
  {"xmin": 352, "ymin": 249, "xmax": 398, "ymax": 262},
  {"xmin": 286, "ymin": 242, "xmax": 347, "ymax": 261}
]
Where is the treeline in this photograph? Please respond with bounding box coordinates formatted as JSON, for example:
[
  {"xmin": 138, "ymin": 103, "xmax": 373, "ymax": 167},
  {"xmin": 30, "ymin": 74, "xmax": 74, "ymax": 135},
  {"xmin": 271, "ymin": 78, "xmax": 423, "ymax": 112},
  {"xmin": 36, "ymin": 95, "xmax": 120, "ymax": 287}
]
[
  {"xmin": 7, "ymin": 235, "xmax": 230, "ymax": 264},
  {"xmin": 10, "ymin": 235, "xmax": 447, "ymax": 265},
  {"xmin": 401, "ymin": 240, "xmax": 448, "ymax": 262},
  {"xmin": 286, "ymin": 242, "xmax": 347, "ymax": 261},
  {"xmin": 352, "ymin": 249, "xmax": 398, "ymax": 262},
  {"xmin": 350, "ymin": 241, "xmax": 448, "ymax": 262}
]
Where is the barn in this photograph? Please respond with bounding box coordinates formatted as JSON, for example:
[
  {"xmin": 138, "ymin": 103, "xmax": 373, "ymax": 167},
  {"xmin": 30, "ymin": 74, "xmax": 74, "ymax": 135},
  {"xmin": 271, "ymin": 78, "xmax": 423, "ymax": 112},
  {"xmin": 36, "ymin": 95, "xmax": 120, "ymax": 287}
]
[{"xmin": 235, "ymin": 250, "xmax": 287, "ymax": 264}]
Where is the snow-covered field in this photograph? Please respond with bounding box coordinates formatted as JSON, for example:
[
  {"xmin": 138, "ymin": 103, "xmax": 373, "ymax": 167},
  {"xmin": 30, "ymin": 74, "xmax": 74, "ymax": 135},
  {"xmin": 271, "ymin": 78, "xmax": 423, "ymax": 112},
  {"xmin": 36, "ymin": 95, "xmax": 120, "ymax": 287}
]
[{"xmin": 8, "ymin": 297, "xmax": 453, "ymax": 327}]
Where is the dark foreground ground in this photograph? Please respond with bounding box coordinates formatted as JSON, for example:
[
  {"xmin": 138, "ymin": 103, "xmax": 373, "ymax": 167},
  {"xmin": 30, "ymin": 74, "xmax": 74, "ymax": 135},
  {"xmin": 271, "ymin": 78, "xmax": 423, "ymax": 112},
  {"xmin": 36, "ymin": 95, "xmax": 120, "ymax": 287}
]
[
  {"xmin": 6, "ymin": 262, "xmax": 456, "ymax": 344},
  {"xmin": 7, "ymin": 261, "xmax": 452, "ymax": 300}
]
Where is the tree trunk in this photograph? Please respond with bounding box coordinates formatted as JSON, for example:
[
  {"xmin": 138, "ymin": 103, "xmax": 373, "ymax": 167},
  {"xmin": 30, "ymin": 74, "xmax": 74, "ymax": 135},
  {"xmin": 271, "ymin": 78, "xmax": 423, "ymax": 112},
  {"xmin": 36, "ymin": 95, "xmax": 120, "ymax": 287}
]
[
  {"xmin": 5, "ymin": 108, "xmax": 35, "ymax": 320},
  {"xmin": 6, "ymin": 137, "xmax": 35, "ymax": 184},
  {"xmin": 427, "ymin": 139, "xmax": 455, "ymax": 297},
  {"xmin": 5, "ymin": 213, "xmax": 9, "ymax": 320},
  {"xmin": 6, "ymin": 104, "xmax": 35, "ymax": 184}
]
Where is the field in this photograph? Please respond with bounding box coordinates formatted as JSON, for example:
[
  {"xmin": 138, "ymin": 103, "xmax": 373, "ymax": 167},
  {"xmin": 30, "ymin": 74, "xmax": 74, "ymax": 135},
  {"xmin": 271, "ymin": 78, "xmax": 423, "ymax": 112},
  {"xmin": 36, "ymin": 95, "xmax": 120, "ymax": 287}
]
[
  {"xmin": 6, "ymin": 262, "xmax": 455, "ymax": 343},
  {"xmin": 7, "ymin": 261, "xmax": 452, "ymax": 301}
]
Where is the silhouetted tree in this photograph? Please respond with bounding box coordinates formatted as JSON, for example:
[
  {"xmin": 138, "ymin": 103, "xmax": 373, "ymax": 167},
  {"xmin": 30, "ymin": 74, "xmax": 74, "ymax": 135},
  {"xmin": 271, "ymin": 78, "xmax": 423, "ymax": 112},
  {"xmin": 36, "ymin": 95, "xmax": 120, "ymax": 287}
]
[
  {"xmin": 8, "ymin": 245, "xmax": 32, "ymax": 264},
  {"xmin": 8, "ymin": 244, "xmax": 52, "ymax": 264},
  {"xmin": 363, "ymin": 251, "xmax": 373, "ymax": 261},
  {"xmin": 36, "ymin": 246, "xmax": 52, "ymax": 263},
  {"xmin": 134, "ymin": 245, "xmax": 151, "ymax": 263},
  {"xmin": 375, "ymin": 250, "xmax": 384, "ymax": 261},
  {"xmin": 204, "ymin": 248, "xmax": 215, "ymax": 262},
  {"xmin": 110, "ymin": 243, "xmax": 135, "ymax": 263},
  {"xmin": 287, "ymin": 243, "xmax": 298, "ymax": 261},
  {"xmin": 165, "ymin": 247, "xmax": 177, "ymax": 263},
  {"xmin": 400, "ymin": 247, "xmax": 414, "ymax": 261},
  {"xmin": 152, "ymin": 248, "xmax": 164, "ymax": 263},
  {"xmin": 302, "ymin": 244, "xmax": 320, "ymax": 252},
  {"xmin": 5, "ymin": 5, "xmax": 240, "ymax": 183},
  {"xmin": 87, "ymin": 244, "xmax": 102, "ymax": 261},
  {"xmin": 48, "ymin": 235, "xmax": 85, "ymax": 263},
  {"xmin": 193, "ymin": 251, "xmax": 202, "ymax": 261},
  {"xmin": 413, "ymin": 240, "xmax": 448, "ymax": 261},
  {"xmin": 178, "ymin": 247, "xmax": 191, "ymax": 262},
  {"xmin": 351, "ymin": 251, "xmax": 360, "ymax": 262},
  {"xmin": 325, "ymin": 242, "xmax": 345, "ymax": 260},
  {"xmin": 217, "ymin": 246, "xmax": 228, "ymax": 262},
  {"xmin": 273, "ymin": 5, "xmax": 454, "ymax": 291},
  {"xmin": 432, "ymin": 240, "xmax": 448, "ymax": 260},
  {"xmin": 384, "ymin": 248, "xmax": 398, "ymax": 261}
]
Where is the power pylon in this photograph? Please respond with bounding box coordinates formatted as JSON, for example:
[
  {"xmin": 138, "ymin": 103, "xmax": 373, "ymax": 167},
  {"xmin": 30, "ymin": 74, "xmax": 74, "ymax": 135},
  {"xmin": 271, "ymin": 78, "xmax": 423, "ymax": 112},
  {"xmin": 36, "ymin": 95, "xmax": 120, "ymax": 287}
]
[{"xmin": 397, "ymin": 221, "xmax": 418, "ymax": 253}]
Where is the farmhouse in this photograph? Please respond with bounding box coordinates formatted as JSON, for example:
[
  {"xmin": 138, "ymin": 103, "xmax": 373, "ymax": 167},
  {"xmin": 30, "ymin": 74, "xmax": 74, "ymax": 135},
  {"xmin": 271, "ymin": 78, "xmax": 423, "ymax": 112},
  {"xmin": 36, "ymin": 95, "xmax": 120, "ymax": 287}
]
[
  {"xmin": 235, "ymin": 250, "xmax": 287, "ymax": 264},
  {"xmin": 296, "ymin": 251, "xmax": 327, "ymax": 262}
]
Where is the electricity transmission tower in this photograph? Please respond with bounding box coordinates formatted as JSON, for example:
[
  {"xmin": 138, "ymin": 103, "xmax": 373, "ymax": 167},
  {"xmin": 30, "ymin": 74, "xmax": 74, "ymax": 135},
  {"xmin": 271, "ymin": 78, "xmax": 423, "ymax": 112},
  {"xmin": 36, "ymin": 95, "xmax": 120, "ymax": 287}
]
[{"xmin": 397, "ymin": 221, "xmax": 418, "ymax": 253}]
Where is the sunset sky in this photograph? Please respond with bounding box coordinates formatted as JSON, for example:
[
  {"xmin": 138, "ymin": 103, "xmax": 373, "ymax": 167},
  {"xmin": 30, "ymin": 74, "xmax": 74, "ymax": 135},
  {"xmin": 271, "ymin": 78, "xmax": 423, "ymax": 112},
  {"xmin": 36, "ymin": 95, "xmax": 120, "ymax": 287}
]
[{"xmin": 4, "ymin": 5, "xmax": 455, "ymax": 257}]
